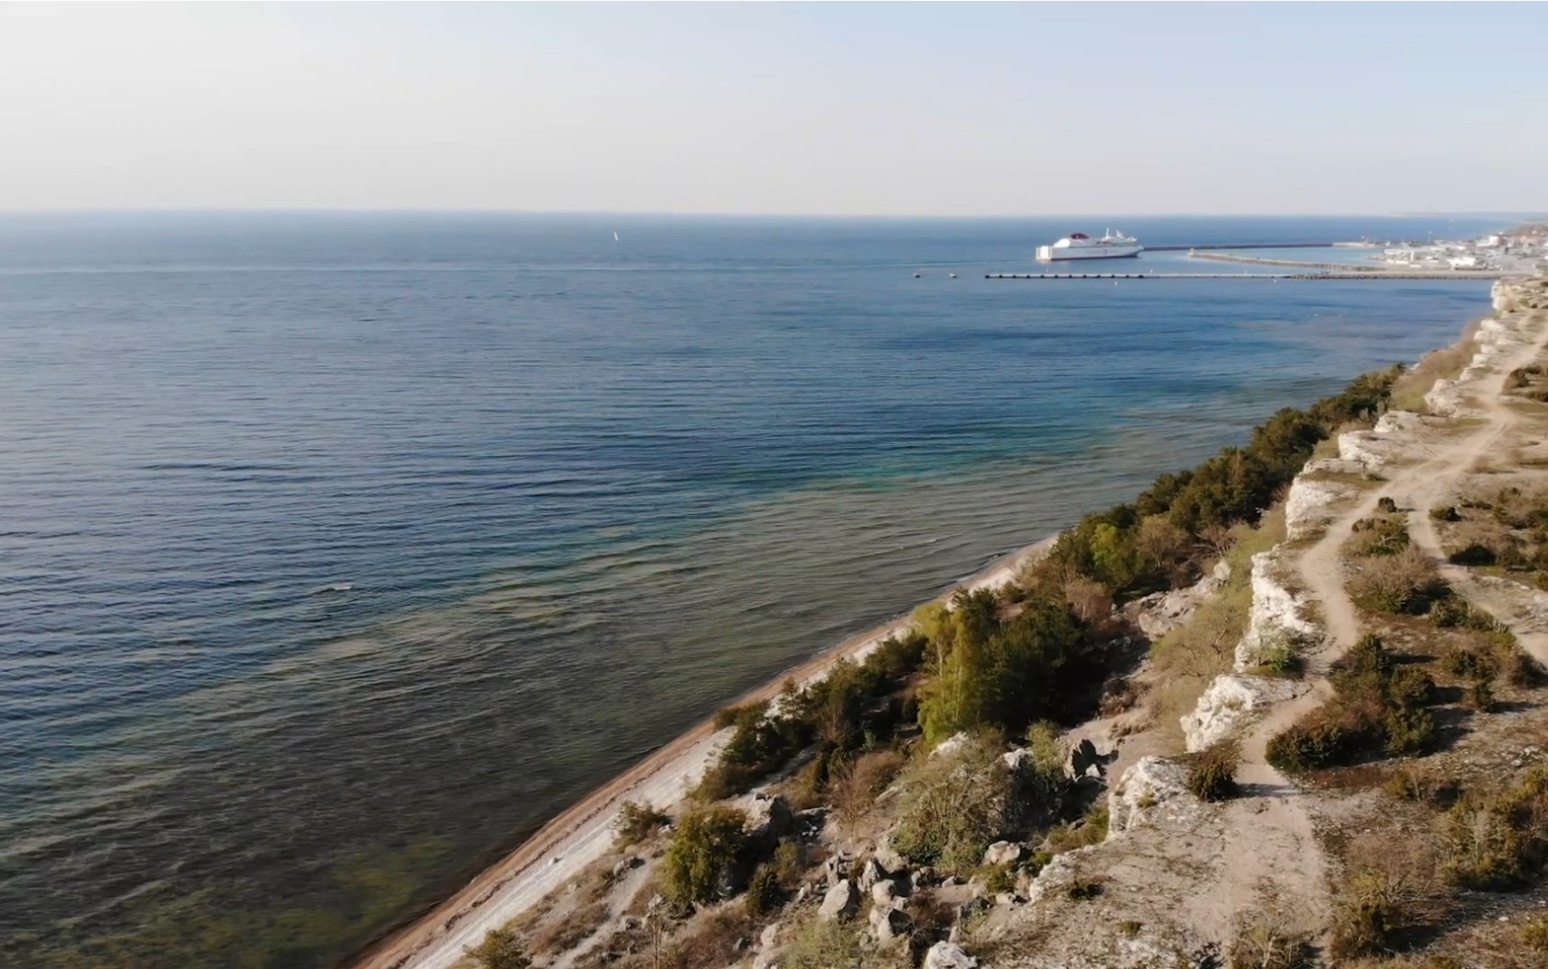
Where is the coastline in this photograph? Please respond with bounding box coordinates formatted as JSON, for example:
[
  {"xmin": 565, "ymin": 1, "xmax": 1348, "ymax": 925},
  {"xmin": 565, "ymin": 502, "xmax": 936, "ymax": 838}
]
[{"xmin": 350, "ymin": 535, "xmax": 1059, "ymax": 969}]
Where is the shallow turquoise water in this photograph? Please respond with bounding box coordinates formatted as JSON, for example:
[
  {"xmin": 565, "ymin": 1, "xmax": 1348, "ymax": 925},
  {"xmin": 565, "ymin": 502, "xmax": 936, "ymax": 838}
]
[{"xmin": 0, "ymin": 213, "xmax": 1503, "ymax": 967}]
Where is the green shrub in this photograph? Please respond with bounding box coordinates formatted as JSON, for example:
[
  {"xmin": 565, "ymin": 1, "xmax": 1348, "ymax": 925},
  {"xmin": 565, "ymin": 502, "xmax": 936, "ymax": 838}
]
[
  {"xmin": 744, "ymin": 864, "xmax": 781, "ymax": 915},
  {"xmin": 1187, "ymin": 741, "xmax": 1241, "ymax": 802},
  {"xmin": 1442, "ymin": 766, "xmax": 1548, "ymax": 890},
  {"xmin": 614, "ymin": 800, "xmax": 670, "ymax": 846},
  {"xmin": 1329, "ymin": 871, "xmax": 1406, "ymax": 960},
  {"xmin": 1382, "ymin": 707, "xmax": 1436, "ymax": 756},
  {"xmin": 465, "ymin": 927, "xmax": 532, "ymax": 969},
  {"xmin": 916, "ymin": 591, "xmax": 1096, "ymax": 743},
  {"xmin": 662, "ymin": 806, "xmax": 750, "ymax": 907},
  {"xmin": 1350, "ymin": 514, "xmax": 1410, "ymax": 556},
  {"xmin": 891, "ymin": 736, "xmax": 1015, "ymax": 876},
  {"xmin": 1118, "ymin": 919, "xmax": 1143, "ymax": 938},
  {"xmin": 782, "ymin": 916, "xmax": 862, "ymax": 969},
  {"xmin": 980, "ymin": 863, "xmax": 1014, "ymax": 894},
  {"xmin": 1464, "ymin": 679, "xmax": 1497, "ymax": 712},
  {"xmin": 1043, "ymin": 803, "xmax": 1109, "ymax": 856},
  {"xmin": 1268, "ymin": 635, "xmax": 1439, "ymax": 770},
  {"xmin": 1250, "ymin": 643, "xmax": 1305, "ymax": 678}
]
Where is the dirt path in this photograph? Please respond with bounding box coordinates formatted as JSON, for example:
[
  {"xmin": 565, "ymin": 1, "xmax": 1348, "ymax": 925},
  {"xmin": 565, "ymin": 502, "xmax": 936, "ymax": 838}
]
[{"xmin": 1211, "ymin": 301, "xmax": 1548, "ymax": 947}]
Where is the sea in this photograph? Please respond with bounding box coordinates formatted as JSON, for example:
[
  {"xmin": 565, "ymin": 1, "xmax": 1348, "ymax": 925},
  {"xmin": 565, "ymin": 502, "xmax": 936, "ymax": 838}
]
[{"xmin": 0, "ymin": 213, "xmax": 1508, "ymax": 968}]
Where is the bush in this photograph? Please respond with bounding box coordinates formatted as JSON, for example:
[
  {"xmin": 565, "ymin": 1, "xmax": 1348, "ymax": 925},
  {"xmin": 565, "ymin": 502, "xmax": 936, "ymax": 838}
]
[
  {"xmin": 1429, "ymin": 506, "xmax": 1461, "ymax": 523},
  {"xmin": 465, "ymin": 927, "xmax": 532, "ymax": 969},
  {"xmin": 1442, "ymin": 766, "xmax": 1548, "ymax": 890},
  {"xmin": 1250, "ymin": 643, "xmax": 1305, "ymax": 678},
  {"xmin": 1508, "ymin": 650, "xmax": 1548, "ymax": 687},
  {"xmin": 1348, "ymin": 547, "xmax": 1447, "ymax": 615},
  {"xmin": 1464, "ymin": 679, "xmax": 1497, "ymax": 712},
  {"xmin": 1329, "ymin": 871, "xmax": 1405, "ymax": 960},
  {"xmin": 1228, "ymin": 918, "xmax": 1315, "ymax": 969},
  {"xmin": 744, "ymin": 864, "xmax": 781, "ymax": 915},
  {"xmin": 662, "ymin": 806, "xmax": 750, "ymax": 907},
  {"xmin": 916, "ymin": 591, "xmax": 1095, "ymax": 743},
  {"xmin": 615, "ymin": 800, "xmax": 670, "ymax": 846},
  {"xmin": 830, "ymin": 747, "xmax": 907, "ymax": 831},
  {"xmin": 1349, "ymin": 514, "xmax": 1409, "ymax": 557},
  {"xmin": 1187, "ymin": 740, "xmax": 1241, "ymax": 802},
  {"xmin": 1268, "ymin": 635, "xmax": 1439, "ymax": 770},
  {"xmin": 782, "ymin": 916, "xmax": 863, "ymax": 969},
  {"xmin": 891, "ymin": 736, "xmax": 1015, "ymax": 876},
  {"xmin": 1043, "ymin": 802, "xmax": 1109, "ymax": 856}
]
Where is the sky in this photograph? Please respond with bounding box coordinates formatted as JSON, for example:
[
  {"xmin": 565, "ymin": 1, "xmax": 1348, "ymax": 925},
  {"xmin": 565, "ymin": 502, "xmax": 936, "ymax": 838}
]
[{"xmin": 1, "ymin": 2, "xmax": 1545, "ymax": 216}]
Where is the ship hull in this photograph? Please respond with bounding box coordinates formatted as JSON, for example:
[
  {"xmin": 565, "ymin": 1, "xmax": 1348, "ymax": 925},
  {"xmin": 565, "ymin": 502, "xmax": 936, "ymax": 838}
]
[{"xmin": 1036, "ymin": 245, "xmax": 1144, "ymax": 261}]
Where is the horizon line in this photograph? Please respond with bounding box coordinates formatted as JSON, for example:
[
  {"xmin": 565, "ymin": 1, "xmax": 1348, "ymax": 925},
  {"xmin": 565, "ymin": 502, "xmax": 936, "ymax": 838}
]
[{"xmin": 2, "ymin": 208, "xmax": 1542, "ymax": 220}]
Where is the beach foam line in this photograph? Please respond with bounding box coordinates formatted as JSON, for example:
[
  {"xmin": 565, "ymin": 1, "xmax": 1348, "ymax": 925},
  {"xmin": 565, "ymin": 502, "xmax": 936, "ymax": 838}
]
[{"xmin": 349, "ymin": 532, "xmax": 1059, "ymax": 969}]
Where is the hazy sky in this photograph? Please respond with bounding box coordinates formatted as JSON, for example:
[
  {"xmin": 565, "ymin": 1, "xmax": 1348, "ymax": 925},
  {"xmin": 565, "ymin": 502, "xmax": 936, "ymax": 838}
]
[{"xmin": 2, "ymin": 2, "xmax": 1544, "ymax": 215}]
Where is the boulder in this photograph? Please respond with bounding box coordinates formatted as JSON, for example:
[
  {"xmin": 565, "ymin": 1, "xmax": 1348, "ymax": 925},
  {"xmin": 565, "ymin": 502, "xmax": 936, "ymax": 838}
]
[
  {"xmin": 612, "ymin": 855, "xmax": 643, "ymax": 878},
  {"xmin": 923, "ymin": 941, "xmax": 978, "ymax": 969},
  {"xmin": 869, "ymin": 905, "xmax": 913, "ymax": 944},
  {"xmin": 1107, "ymin": 756, "xmax": 1197, "ymax": 835},
  {"xmin": 981, "ymin": 841, "xmax": 1024, "ymax": 867},
  {"xmin": 931, "ymin": 731, "xmax": 972, "ymax": 758},
  {"xmin": 873, "ymin": 834, "xmax": 907, "ymax": 874},
  {"xmin": 857, "ymin": 856, "xmax": 889, "ymax": 891},
  {"xmin": 1286, "ymin": 477, "xmax": 1361, "ymax": 540},
  {"xmin": 818, "ymin": 879, "xmax": 859, "ymax": 921},
  {"xmin": 740, "ymin": 792, "xmax": 795, "ymax": 847},
  {"xmin": 871, "ymin": 878, "xmax": 901, "ymax": 905},
  {"xmin": 759, "ymin": 923, "xmax": 781, "ymax": 949}
]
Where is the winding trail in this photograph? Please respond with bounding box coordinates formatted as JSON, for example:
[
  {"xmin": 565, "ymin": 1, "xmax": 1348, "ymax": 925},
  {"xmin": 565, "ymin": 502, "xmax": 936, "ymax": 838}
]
[{"xmin": 1211, "ymin": 291, "xmax": 1548, "ymax": 946}]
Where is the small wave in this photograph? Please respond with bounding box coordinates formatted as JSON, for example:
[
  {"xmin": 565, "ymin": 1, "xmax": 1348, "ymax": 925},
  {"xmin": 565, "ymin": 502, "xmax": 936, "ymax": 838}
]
[{"xmin": 311, "ymin": 583, "xmax": 354, "ymax": 596}]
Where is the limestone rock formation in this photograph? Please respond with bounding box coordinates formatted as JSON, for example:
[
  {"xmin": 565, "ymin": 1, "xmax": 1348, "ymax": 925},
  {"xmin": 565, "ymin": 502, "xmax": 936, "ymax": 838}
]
[{"xmin": 1180, "ymin": 673, "xmax": 1309, "ymax": 752}]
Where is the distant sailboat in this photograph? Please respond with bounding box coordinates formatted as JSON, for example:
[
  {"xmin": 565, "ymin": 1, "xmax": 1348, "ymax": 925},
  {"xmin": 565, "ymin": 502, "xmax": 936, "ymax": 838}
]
[{"xmin": 614, "ymin": 232, "xmax": 619, "ymax": 242}]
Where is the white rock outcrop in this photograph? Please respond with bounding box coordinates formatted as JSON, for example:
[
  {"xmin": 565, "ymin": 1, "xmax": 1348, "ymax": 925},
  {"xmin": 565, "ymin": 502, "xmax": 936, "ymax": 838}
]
[
  {"xmin": 818, "ymin": 879, "xmax": 859, "ymax": 921},
  {"xmin": 1180, "ymin": 674, "xmax": 1310, "ymax": 752},
  {"xmin": 1126, "ymin": 560, "xmax": 1231, "ymax": 639},
  {"xmin": 1285, "ymin": 476, "xmax": 1361, "ymax": 539},
  {"xmin": 1233, "ymin": 551, "xmax": 1319, "ymax": 670},
  {"xmin": 1107, "ymin": 756, "xmax": 1199, "ymax": 835}
]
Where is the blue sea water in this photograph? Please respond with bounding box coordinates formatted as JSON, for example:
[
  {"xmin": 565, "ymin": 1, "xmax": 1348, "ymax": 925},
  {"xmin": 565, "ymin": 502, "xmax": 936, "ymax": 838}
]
[{"xmin": 0, "ymin": 213, "xmax": 1506, "ymax": 967}]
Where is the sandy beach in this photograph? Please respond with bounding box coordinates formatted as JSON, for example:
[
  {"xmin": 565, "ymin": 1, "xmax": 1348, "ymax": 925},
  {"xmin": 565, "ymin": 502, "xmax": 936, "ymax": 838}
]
[{"xmin": 350, "ymin": 535, "xmax": 1057, "ymax": 969}]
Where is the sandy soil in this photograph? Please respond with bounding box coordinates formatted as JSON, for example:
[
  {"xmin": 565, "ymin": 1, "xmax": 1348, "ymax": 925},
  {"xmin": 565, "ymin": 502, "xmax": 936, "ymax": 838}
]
[{"xmin": 350, "ymin": 539, "xmax": 1056, "ymax": 969}]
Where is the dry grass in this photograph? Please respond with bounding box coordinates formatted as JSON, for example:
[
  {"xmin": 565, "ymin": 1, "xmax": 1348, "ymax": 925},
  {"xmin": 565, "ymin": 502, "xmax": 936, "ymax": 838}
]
[
  {"xmin": 1145, "ymin": 510, "xmax": 1285, "ymax": 745},
  {"xmin": 530, "ymin": 900, "xmax": 610, "ymax": 957},
  {"xmin": 1389, "ymin": 320, "xmax": 1483, "ymax": 413},
  {"xmin": 830, "ymin": 747, "xmax": 908, "ymax": 832}
]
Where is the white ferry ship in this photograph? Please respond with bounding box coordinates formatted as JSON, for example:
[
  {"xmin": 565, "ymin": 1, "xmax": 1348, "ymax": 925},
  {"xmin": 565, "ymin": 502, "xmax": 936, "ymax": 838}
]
[{"xmin": 1036, "ymin": 229, "xmax": 1144, "ymax": 261}]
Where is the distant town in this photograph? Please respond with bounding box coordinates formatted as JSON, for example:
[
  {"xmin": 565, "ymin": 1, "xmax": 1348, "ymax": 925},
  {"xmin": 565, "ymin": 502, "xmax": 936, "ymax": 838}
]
[{"xmin": 1375, "ymin": 222, "xmax": 1548, "ymax": 273}]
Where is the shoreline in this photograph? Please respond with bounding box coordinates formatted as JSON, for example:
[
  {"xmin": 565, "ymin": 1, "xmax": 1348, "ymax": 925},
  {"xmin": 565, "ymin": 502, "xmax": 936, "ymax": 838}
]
[{"xmin": 349, "ymin": 535, "xmax": 1059, "ymax": 969}]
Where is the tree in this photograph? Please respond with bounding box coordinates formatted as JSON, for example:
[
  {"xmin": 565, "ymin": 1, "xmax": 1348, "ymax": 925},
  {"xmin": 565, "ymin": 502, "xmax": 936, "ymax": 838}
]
[
  {"xmin": 662, "ymin": 805, "xmax": 750, "ymax": 906},
  {"xmin": 464, "ymin": 927, "xmax": 531, "ymax": 969}
]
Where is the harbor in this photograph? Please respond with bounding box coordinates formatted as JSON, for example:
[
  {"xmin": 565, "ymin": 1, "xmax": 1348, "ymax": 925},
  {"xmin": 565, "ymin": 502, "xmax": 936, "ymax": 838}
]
[{"xmin": 985, "ymin": 270, "xmax": 1520, "ymax": 281}]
